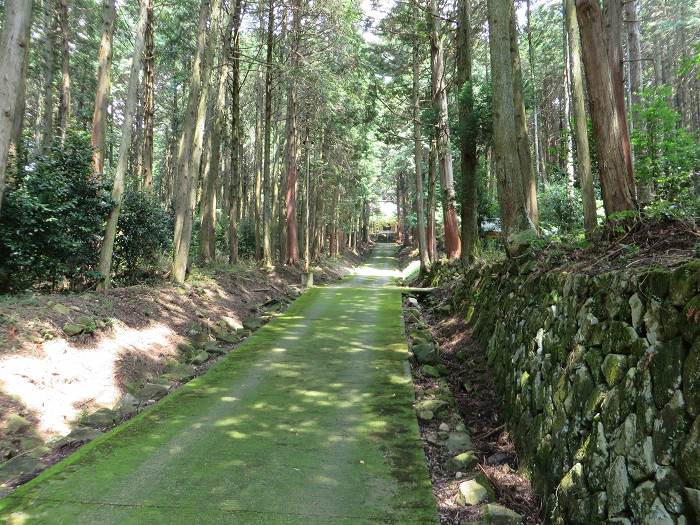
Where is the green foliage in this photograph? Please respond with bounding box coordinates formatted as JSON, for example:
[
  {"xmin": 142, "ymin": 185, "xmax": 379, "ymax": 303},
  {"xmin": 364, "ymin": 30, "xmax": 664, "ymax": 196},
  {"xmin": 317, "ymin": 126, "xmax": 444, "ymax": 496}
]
[
  {"xmin": 632, "ymin": 87, "xmax": 700, "ymax": 218},
  {"xmin": 237, "ymin": 219, "xmax": 257, "ymax": 260},
  {"xmin": 112, "ymin": 190, "xmax": 173, "ymax": 283},
  {"xmin": 539, "ymin": 180, "xmax": 583, "ymax": 234},
  {"xmin": 0, "ymin": 130, "xmax": 112, "ymax": 292}
]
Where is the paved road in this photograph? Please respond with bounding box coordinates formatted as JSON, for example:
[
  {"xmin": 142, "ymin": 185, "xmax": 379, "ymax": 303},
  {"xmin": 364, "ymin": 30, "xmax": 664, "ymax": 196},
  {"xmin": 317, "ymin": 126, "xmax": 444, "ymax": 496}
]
[{"xmin": 0, "ymin": 244, "xmax": 437, "ymax": 524}]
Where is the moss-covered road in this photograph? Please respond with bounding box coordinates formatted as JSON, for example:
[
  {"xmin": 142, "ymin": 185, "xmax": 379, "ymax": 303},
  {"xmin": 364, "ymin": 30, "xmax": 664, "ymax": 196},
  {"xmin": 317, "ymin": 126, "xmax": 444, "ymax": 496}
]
[{"xmin": 0, "ymin": 244, "xmax": 437, "ymax": 524}]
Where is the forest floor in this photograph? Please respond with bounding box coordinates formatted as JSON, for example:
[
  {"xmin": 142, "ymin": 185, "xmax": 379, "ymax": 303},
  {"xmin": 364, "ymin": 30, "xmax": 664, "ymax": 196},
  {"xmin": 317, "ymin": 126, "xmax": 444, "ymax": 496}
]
[
  {"xmin": 0, "ymin": 244, "xmax": 438, "ymax": 524},
  {"xmin": 0, "ymin": 251, "xmax": 364, "ymax": 494}
]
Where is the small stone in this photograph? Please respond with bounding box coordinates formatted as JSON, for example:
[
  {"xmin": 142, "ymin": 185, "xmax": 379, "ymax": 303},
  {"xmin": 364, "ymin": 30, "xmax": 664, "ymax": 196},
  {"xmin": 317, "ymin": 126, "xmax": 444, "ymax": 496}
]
[
  {"xmin": 602, "ymin": 354, "xmax": 628, "ymax": 386},
  {"xmin": 413, "ymin": 342, "xmax": 439, "ymax": 365},
  {"xmin": 417, "ymin": 410, "xmax": 434, "ymax": 421},
  {"xmin": 421, "ymin": 364, "xmax": 442, "ymax": 378},
  {"xmin": 607, "ymin": 455, "xmax": 631, "ymax": 516},
  {"xmin": 242, "ymin": 317, "xmax": 262, "ymax": 331},
  {"xmin": 457, "ymin": 475, "xmax": 494, "ymax": 506},
  {"xmin": 52, "ymin": 303, "xmax": 71, "ymax": 316},
  {"xmin": 486, "ymin": 452, "xmax": 510, "ymax": 466},
  {"xmin": 80, "ymin": 408, "xmax": 119, "ymax": 429},
  {"xmin": 445, "ymin": 451, "xmax": 478, "ymax": 473},
  {"xmin": 446, "ymin": 431, "xmax": 474, "ymax": 453},
  {"xmin": 191, "ymin": 351, "xmax": 210, "ymax": 365},
  {"xmin": 630, "ymin": 293, "xmax": 646, "ymax": 330},
  {"xmin": 481, "ymin": 503, "xmax": 523, "ymax": 524},
  {"xmin": 62, "ymin": 322, "xmax": 84, "ymax": 337},
  {"xmin": 5, "ymin": 414, "xmax": 31, "ymax": 434},
  {"xmin": 220, "ymin": 316, "xmax": 243, "ymax": 331},
  {"xmin": 408, "ymin": 297, "xmax": 418, "ymax": 307},
  {"xmin": 114, "ymin": 393, "xmax": 140, "ymax": 417},
  {"xmin": 415, "ymin": 399, "xmax": 448, "ymax": 414},
  {"xmin": 438, "ymin": 422, "xmax": 450, "ymax": 432},
  {"xmin": 163, "ymin": 363, "xmax": 196, "ymax": 383}
]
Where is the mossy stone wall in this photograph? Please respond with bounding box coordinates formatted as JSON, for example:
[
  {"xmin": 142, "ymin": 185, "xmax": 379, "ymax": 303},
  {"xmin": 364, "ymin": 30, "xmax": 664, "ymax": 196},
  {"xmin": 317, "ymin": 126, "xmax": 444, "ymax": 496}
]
[{"xmin": 428, "ymin": 259, "xmax": 700, "ymax": 524}]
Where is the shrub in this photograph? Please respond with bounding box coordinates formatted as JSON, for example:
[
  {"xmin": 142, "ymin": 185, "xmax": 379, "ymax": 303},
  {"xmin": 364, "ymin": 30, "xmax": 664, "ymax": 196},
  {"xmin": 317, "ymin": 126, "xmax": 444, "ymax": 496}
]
[
  {"xmin": 113, "ymin": 190, "xmax": 173, "ymax": 282},
  {"xmin": 539, "ymin": 181, "xmax": 583, "ymax": 234},
  {"xmin": 0, "ymin": 130, "xmax": 112, "ymax": 292}
]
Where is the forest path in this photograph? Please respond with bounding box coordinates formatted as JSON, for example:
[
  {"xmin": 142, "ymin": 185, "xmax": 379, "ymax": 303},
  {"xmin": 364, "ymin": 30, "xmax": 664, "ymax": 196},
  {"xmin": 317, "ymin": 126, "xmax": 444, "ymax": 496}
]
[{"xmin": 0, "ymin": 244, "xmax": 437, "ymax": 524}]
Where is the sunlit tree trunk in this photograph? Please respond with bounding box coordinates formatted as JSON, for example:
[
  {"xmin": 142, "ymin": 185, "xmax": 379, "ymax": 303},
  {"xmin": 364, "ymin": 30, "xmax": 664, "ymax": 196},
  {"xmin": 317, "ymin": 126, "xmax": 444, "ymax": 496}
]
[
  {"xmin": 91, "ymin": 0, "xmax": 116, "ymax": 175},
  {"xmin": 509, "ymin": 2, "xmax": 538, "ymax": 227},
  {"xmin": 97, "ymin": 0, "xmax": 150, "ymax": 289},
  {"xmin": 487, "ymin": 0, "xmax": 531, "ymax": 253},
  {"xmin": 228, "ymin": 0, "xmax": 243, "ymax": 264},
  {"xmin": 57, "ymin": 0, "xmax": 71, "ymax": 143},
  {"xmin": 284, "ymin": 0, "xmax": 301, "ymax": 265},
  {"xmin": 262, "ymin": 0, "xmax": 275, "ymax": 266},
  {"xmin": 141, "ymin": 2, "xmax": 155, "ymax": 190},
  {"xmin": 526, "ymin": 0, "xmax": 542, "ymax": 182},
  {"xmin": 565, "ymin": 0, "xmax": 597, "ymax": 236},
  {"xmin": 428, "ymin": 0, "xmax": 461, "ymax": 260},
  {"xmin": 603, "ymin": 0, "xmax": 635, "ymax": 190},
  {"xmin": 576, "ymin": 0, "xmax": 636, "ymax": 217},
  {"xmin": 457, "ymin": 0, "xmax": 478, "ymax": 262},
  {"xmin": 172, "ymin": 0, "xmax": 222, "ymax": 283},
  {"xmin": 412, "ymin": 2, "xmax": 430, "ymax": 271},
  {"xmin": 562, "ymin": 19, "xmax": 575, "ymax": 200},
  {"xmin": 427, "ymin": 133, "xmax": 437, "ymax": 262},
  {"xmin": 0, "ymin": 0, "xmax": 33, "ymax": 217}
]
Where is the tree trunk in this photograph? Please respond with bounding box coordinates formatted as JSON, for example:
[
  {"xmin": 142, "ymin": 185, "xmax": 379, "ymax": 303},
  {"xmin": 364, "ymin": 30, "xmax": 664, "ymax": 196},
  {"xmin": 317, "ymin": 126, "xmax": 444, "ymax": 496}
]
[
  {"xmin": 57, "ymin": 0, "xmax": 71, "ymax": 142},
  {"xmin": 565, "ymin": 0, "xmax": 597, "ymax": 236},
  {"xmin": 0, "ymin": 0, "xmax": 32, "ymax": 217},
  {"xmin": 141, "ymin": 2, "xmax": 155, "ymax": 190},
  {"xmin": 412, "ymin": 3, "xmax": 430, "ymax": 271},
  {"xmin": 457, "ymin": 0, "xmax": 478, "ymax": 262},
  {"xmin": 97, "ymin": 0, "xmax": 150, "ymax": 288},
  {"xmin": 603, "ymin": 0, "xmax": 634, "ymax": 189},
  {"xmin": 228, "ymin": 0, "xmax": 243, "ymax": 264},
  {"xmin": 576, "ymin": 0, "xmax": 636, "ymax": 217},
  {"xmin": 526, "ymin": 0, "xmax": 543, "ymax": 182},
  {"xmin": 284, "ymin": 0, "xmax": 301, "ymax": 265},
  {"xmin": 563, "ymin": 18, "xmax": 575, "ymax": 200},
  {"xmin": 91, "ymin": 0, "xmax": 116, "ymax": 176},
  {"xmin": 509, "ymin": 2, "xmax": 538, "ymax": 227},
  {"xmin": 262, "ymin": 0, "xmax": 275, "ymax": 266},
  {"xmin": 172, "ymin": 0, "xmax": 222, "ymax": 283},
  {"xmin": 427, "ymin": 133, "xmax": 437, "ymax": 261},
  {"xmin": 487, "ymin": 0, "xmax": 531, "ymax": 252},
  {"xmin": 428, "ymin": 0, "xmax": 461, "ymax": 260}
]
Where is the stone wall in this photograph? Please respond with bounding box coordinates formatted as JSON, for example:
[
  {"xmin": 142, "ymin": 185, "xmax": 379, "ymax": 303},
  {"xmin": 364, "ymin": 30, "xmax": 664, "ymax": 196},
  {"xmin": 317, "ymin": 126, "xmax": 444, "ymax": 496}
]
[{"xmin": 427, "ymin": 258, "xmax": 700, "ymax": 524}]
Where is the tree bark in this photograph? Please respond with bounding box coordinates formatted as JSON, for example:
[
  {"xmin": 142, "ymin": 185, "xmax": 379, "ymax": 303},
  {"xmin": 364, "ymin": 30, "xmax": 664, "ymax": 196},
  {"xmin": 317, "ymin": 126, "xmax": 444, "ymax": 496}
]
[
  {"xmin": 526, "ymin": 0, "xmax": 543, "ymax": 182},
  {"xmin": 97, "ymin": 0, "xmax": 150, "ymax": 289},
  {"xmin": 141, "ymin": 1, "xmax": 155, "ymax": 190},
  {"xmin": 487, "ymin": 0, "xmax": 531, "ymax": 251},
  {"xmin": 412, "ymin": 2, "xmax": 430, "ymax": 271},
  {"xmin": 0, "ymin": 0, "xmax": 33, "ymax": 217},
  {"xmin": 228, "ymin": 0, "xmax": 243, "ymax": 264},
  {"xmin": 565, "ymin": 0, "xmax": 597, "ymax": 236},
  {"xmin": 172, "ymin": 0, "xmax": 222, "ymax": 283},
  {"xmin": 57, "ymin": 0, "xmax": 71, "ymax": 142},
  {"xmin": 428, "ymin": 0, "xmax": 461, "ymax": 260},
  {"xmin": 509, "ymin": 2, "xmax": 538, "ymax": 227},
  {"xmin": 284, "ymin": 0, "xmax": 301, "ymax": 265},
  {"xmin": 603, "ymin": 0, "xmax": 634, "ymax": 189},
  {"xmin": 262, "ymin": 0, "xmax": 275, "ymax": 266},
  {"xmin": 457, "ymin": 0, "xmax": 478, "ymax": 262},
  {"xmin": 91, "ymin": 0, "xmax": 116, "ymax": 176},
  {"xmin": 427, "ymin": 132, "xmax": 437, "ymax": 261},
  {"xmin": 576, "ymin": 0, "xmax": 636, "ymax": 217}
]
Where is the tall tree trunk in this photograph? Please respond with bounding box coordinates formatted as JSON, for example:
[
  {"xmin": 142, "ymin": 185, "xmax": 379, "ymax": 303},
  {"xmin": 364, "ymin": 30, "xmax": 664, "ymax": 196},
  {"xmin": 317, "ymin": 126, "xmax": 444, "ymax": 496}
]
[
  {"xmin": 9, "ymin": 9, "xmax": 32, "ymax": 169},
  {"xmin": 39, "ymin": 5, "xmax": 56, "ymax": 155},
  {"xmin": 284, "ymin": 0, "xmax": 301, "ymax": 265},
  {"xmin": 262, "ymin": 0, "xmax": 275, "ymax": 266},
  {"xmin": 563, "ymin": 19, "xmax": 575, "ymax": 200},
  {"xmin": 509, "ymin": 2, "xmax": 538, "ymax": 227},
  {"xmin": 0, "ymin": 0, "xmax": 33, "ymax": 217},
  {"xmin": 97, "ymin": 0, "xmax": 150, "ymax": 289},
  {"xmin": 603, "ymin": 0, "xmax": 634, "ymax": 189},
  {"xmin": 228, "ymin": 0, "xmax": 243, "ymax": 264},
  {"xmin": 526, "ymin": 0, "xmax": 543, "ymax": 182},
  {"xmin": 91, "ymin": 0, "xmax": 116, "ymax": 175},
  {"xmin": 172, "ymin": 0, "xmax": 222, "ymax": 283},
  {"xmin": 200, "ymin": 8, "xmax": 236, "ymax": 263},
  {"xmin": 457, "ymin": 0, "xmax": 478, "ymax": 262},
  {"xmin": 303, "ymin": 131, "xmax": 311, "ymax": 271},
  {"xmin": 57, "ymin": 0, "xmax": 71, "ymax": 142},
  {"xmin": 565, "ymin": 0, "xmax": 597, "ymax": 236},
  {"xmin": 141, "ymin": 1, "xmax": 155, "ymax": 190},
  {"xmin": 428, "ymin": 0, "xmax": 461, "ymax": 260},
  {"xmin": 576, "ymin": 0, "xmax": 636, "ymax": 217},
  {"xmin": 412, "ymin": 2, "xmax": 430, "ymax": 271},
  {"xmin": 487, "ymin": 0, "xmax": 531, "ymax": 253},
  {"xmin": 427, "ymin": 133, "xmax": 437, "ymax": 261}
]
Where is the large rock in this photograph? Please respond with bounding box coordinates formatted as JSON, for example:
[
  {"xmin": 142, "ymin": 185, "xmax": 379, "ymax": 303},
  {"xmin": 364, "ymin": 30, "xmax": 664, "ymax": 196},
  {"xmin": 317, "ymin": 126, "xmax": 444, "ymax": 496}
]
[
  {"xmin": 136, "ymin": 382, "xmax": 169, "ymax": 402},
  {"xmin": 413, "ymin": 342, "xmax": 439, "ymax": 365},
  {"xmin": 445, "ymin": 451, "xmax": 478, "ymax": 473},
  {"xmin": 62, "ymin": 322, "xmax": 84, "ymax": 337},
  {"xmin": 54, "ymin": 427, "xmax": 103, "ymax": 449},
  {"xmin": 80, "ymin": 408, "xmax": 119, "ymax": 429},
  {"xmin": 629, "ymin": 480, "xmax": 657, "ymax": 522},
  {"xmin": 653, "ymin": 390, "xmax": 688, "ymax": 466},
  {"xmin": 650, "ymin": 338, "xmax": 686, "ymax": 408},
  {"xmin": 415, "ymin": 399, "xmax": 448, "ymax": 415},
  {"xmin": 0, "ymin": 455, "xmax": 44, "ymax": 482},
  {"xmin": 480, "ymin": 503, "xmax": 523, "ymax": 524},
  {"xmin": 602, "ymin": 354, "xmax": 628, "ymax": 387},
  {"xmin": 684, "ymin": 341, "xmax": 700, "ymax": 418},
  {"xmin": 52, "ymin": 303, "xmax": 71, "ymax": 316},
  {"xmin": 679, "ymin": 416, "xmax": 700, "ymax": 489},
  {"xmin": 445, "ymin": 431, "xmax": 474, "ymax": 453},
  {"xmin": 191, "ymin": 351, "xmax": 210, "ymax": 366},
  {"xmin": 607, "ymin": 455, "xmax": 631, "ymax": 516}
]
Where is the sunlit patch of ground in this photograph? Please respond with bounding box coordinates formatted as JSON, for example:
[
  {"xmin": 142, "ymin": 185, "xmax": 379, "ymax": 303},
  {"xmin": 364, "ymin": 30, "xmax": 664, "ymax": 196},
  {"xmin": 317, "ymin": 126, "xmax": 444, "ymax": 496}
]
[{"xmin": 0, "ymin": 323, "xmax": 178, "ymax": 437}]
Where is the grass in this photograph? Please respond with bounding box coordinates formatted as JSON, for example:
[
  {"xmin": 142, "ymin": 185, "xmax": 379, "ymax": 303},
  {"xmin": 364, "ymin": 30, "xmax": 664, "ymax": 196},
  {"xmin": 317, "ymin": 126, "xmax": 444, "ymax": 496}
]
[{"xmin": 0, "ymin": 244, "xmax": 437, "ymax": 525}]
